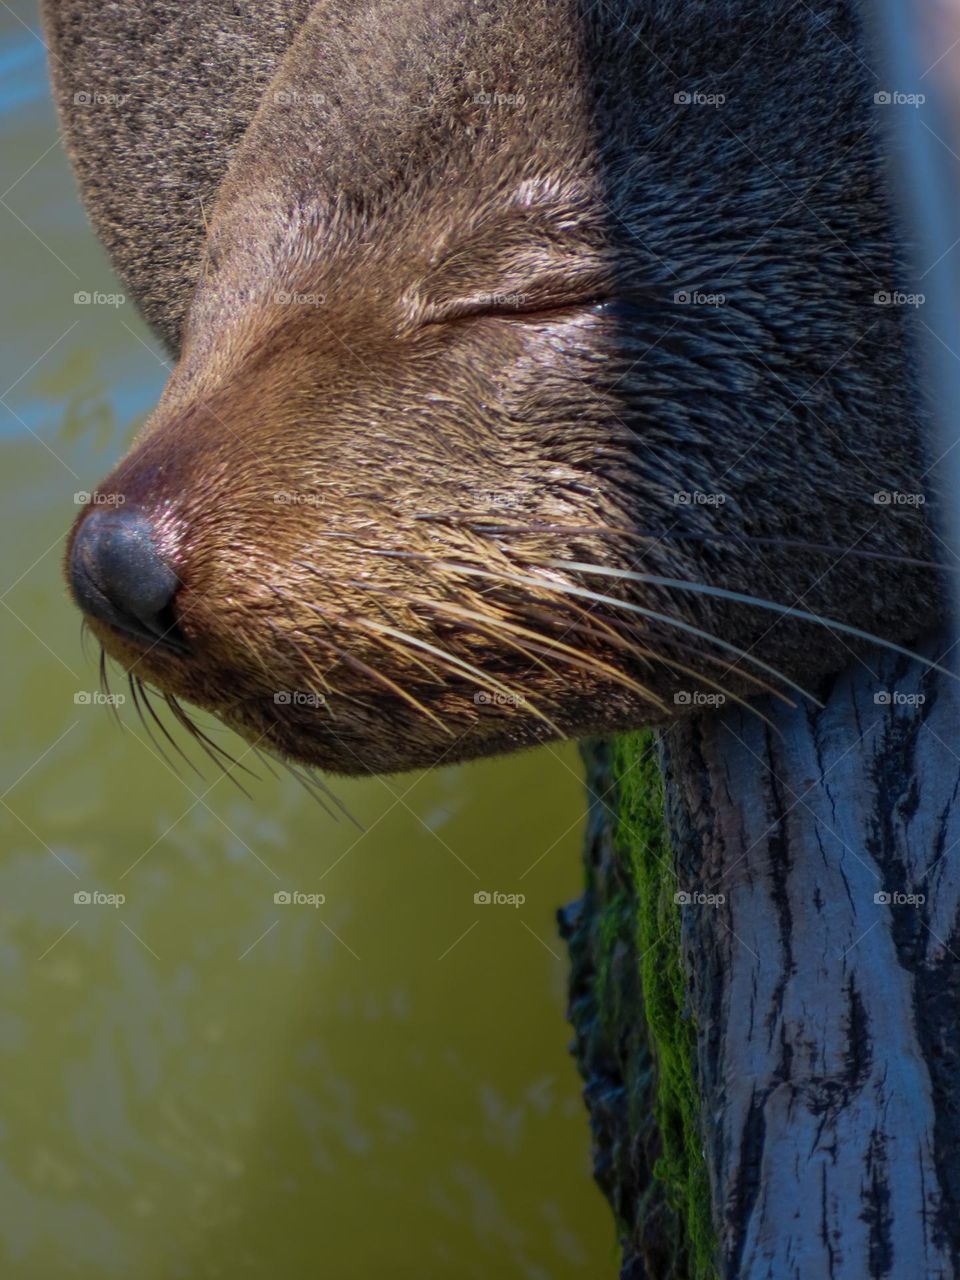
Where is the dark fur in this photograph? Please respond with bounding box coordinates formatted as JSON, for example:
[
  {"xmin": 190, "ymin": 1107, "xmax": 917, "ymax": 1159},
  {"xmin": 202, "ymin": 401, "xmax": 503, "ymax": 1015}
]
[{"xmin": 46, "ymin": 0, "xmax": 941, "ymax": 773}]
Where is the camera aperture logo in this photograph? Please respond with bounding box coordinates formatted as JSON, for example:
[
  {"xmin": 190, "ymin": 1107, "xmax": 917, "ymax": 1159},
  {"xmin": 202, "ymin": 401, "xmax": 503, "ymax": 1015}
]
[
  {"xmin": 74, "ymin": 690, "xmax": 126, "ymax": 707},
  {"xmin": 873, "ymin": 290, "xmax": 924, "ymax": 308},
  {"xmin": 674, "ymin": 90, "xmax": 725, "ymax": 108},
  {"xmin": 674, "ymin": 890, "xmax": 725, "ymax": 907},
  {"xmin": 673, "ymin": 490, "xmax": 726, "ymax": 507},
  {"xmin": 274, "ymin": 890, "xmax": 326, "ymax": 908},
  {"xmin": 674, "ymin": 690, "xmax": 727, "ymax": 708},
  {"xmin": 473, "ymin": 291, "xmax": 528, "ymax": 309},
  {"xmin": 474, "ymin": 890, "xmax": 526, "ymax": 908},
  {"xmin": 274, "ymin": 290, "xmax": 326, "ymax": 307},
  {"xmin": 873, "ymin": 489, "xmax": 925, "ymax": 507},
  {"xmin": 74, "ymin": 890, "xmax": 125, "ymax": 908},
  {"xmin": 674, "ymin": 289, "xmax": 725, "ymax": 307},
  {"xmin": 473, "ymin": 90, "xmax": 526, "ymax": 108},
  {"xmin": 73, "ymin": 90, "xmax": 129, "ymax": 109},
  {"xmin": 874, "ymin": 890, "xmax": 925, "ymax": 907},
  {"xmin": 273, "ymin": 491, "xmax": 323, "ymax": 506},
  {"xmin": 74, "ymin": 290, "xmax": 125, "ymax": 307},
  {"xmin": 474, "ymin": 690, "xmax": 524, "ymax": 708},
  {"xmin": 74, "ymin": 490, "xmax": 126, "ymax": 507},
  {"xmin": 274, "ymin": 690, "xmax": 326, "ymax": 708},
  {"xmin": 874, "ymin": 90, "xmax": 925, "ymax": 108},
  {"xmin": 468, "ymin": 489, "xmax": 523, "ymax": 511},
  {"xmin": 874, "ymin": 690, "xmax": 926, "ymax": 708},
  {"xmin": 272, "ymin": 90, "xmax": 327, "ymax": 107}
]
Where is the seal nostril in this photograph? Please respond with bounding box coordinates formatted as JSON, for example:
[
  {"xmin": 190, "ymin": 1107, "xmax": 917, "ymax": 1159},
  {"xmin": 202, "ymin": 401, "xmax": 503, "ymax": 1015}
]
[{"xmin": 69, "ymin": 506, "xmax": 188, "ymax": 654}]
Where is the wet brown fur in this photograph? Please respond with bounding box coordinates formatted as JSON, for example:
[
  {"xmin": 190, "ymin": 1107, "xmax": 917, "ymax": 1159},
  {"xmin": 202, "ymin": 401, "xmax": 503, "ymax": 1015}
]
[{"xmin": 46, "ymin": 0, "xmax": 942, "ymax": 773}]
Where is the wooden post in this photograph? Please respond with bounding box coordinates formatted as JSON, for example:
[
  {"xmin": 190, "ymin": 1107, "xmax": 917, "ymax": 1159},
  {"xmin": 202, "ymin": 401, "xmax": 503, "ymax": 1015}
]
[{"xmin": 565, "ymin": 628, "xmax": 960, "ymax": 1278}]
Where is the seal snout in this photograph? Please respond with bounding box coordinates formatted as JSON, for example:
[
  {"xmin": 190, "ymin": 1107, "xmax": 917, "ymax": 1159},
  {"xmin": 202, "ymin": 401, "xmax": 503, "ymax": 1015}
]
[{"xmin": 69, "ymin": 506, "xmax": 187, "ymax": 655}]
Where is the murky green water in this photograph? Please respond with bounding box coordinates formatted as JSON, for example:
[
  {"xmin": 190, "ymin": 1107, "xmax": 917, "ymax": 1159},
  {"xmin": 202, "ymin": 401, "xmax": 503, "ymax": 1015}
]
[{"xmin": 0, "ymin": 5, "xmax": 613, "ymax": 1276}]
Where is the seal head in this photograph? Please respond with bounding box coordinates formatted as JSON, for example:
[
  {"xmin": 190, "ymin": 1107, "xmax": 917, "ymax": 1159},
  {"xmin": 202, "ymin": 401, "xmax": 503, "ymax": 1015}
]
[{"xmin": 61, "ymin": 0, "xmax": 941, "ymax": 773}]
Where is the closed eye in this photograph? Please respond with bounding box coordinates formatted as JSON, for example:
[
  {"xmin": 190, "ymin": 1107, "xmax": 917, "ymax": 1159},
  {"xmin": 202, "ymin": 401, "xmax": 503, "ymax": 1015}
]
[{"xmin": 421, "ymin": 295, "xmax": 659, "ymax": 327}]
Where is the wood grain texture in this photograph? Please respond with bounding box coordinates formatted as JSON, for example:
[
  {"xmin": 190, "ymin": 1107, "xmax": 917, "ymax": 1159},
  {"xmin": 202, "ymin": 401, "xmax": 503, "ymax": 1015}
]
[{"xmin": 660, "ymin": 627, "xmax": 960, "ymax": 1278}]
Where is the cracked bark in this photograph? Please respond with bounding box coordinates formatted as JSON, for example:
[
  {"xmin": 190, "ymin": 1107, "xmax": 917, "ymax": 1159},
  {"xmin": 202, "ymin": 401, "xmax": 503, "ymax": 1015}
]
[
  {"xmin": 661, "ymin": 627, "xmax": 960, "ymax": 1279},
  {"xmin": 566, "ymin": 628, "xmax": 960, "ymax": 1278}
]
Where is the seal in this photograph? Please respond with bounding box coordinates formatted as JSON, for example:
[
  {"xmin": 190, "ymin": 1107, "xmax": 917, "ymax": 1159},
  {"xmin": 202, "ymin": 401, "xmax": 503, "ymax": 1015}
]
[{"xmin": 46, "ymin": 0, "xmax": 942, "ymax": 774}]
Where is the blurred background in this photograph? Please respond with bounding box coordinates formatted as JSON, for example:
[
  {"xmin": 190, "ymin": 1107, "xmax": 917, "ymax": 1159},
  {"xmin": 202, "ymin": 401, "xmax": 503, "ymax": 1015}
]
[{"xmin": 0, "ymin": 3, "xmax": 612, "ymax": 1275}]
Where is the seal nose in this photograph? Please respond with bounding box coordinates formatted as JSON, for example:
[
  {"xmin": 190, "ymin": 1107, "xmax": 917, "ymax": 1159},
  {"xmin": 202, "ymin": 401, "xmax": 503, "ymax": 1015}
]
[{"xmin": 69, "ymin": 506, "xmax": 186, "ymax": 652}]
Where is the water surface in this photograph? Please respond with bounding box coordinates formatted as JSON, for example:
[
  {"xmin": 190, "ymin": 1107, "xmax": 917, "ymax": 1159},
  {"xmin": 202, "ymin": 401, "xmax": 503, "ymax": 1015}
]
[{"xmin": 0, "ymin": 5, "xmax": 613, "ymax": 1275}]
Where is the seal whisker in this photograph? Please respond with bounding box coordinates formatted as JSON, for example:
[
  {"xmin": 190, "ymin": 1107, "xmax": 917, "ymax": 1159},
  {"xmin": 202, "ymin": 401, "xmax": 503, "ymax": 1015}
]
[
  {"xmin": 254, "ymin": 729, "xmax": 363, "ymax": 828},
  {"xmin": 298, "ymin": 607, "xmax": 473, "ymax": 725},
  {"xmin": 355, "ymin": 589, "xmax": 779, "ymax": 734},
  {"xmin": 512, "ymin": 573, "xmax": 807, "ymax": 707},
  {"xmin": 405, "ymin": 518, "xmax": 953, "ymax": 576},
  {"xmin": 250, "ymin": 737, "xmax": 346, "ymax": 825},
  {"xmin": 357, "ymin": 598, "xmax": 454, "ymax": 686},
  {"xmin": 350, "ymin": 584, "xmax": 672, "ymax": 713},
  {"xmin": 136, "ymin": 677, "xmax": 207, "ymax": 781},
  {"xmin": 337, "ymin": 647, "xmax": 454, "ymax": 736},
  {"xmin": 351, "ymin": 616, "xmax": 563, "ymax": 734},
  {"xmin": 264, "ymin": 617, "xmax": 340, "ymax": 713},
  {"xmin": 289, "ymin": 565, "xmax": 446, "ymax": 688},
  {"xmin": 96, "ymin": 646, "xmax": 126, "ymax": 730},
  {"xmin": 344, "ymin": 575, "xmax": 597, "ymax": 676},
  {"xmin": 281, "ymin": 633, "xmax": 383, "ymax": 717},
  {"xmin": 423, "ymin": 538, "xmax": 818, "ymax": 710},
  {"xmin": 162, "ymin": 693, "xmax": 258, "ymax": 797},
  {"xmin": 80, "ymin": 619, "xmax": 97, "ymax": 667},
  {"xmin": 512, "ymin": 605, "xmax": 787, "ymax": 732},
  {"xmin": 314, "ymin": 543, "xmax": 809, "ymax": 721},
  {"xmin": 126, "ymin": 674, "xmax": 189, "ymax": 780},
  {"xmin": 285, "ymin": 760, "xmax": 366, "ymax": 831},
  {"xmin": 97, "ymin": 645, "xmax": 110, "ymax": 698},
  {"xmin": 540, "ymin": 560, "xmax": 960, "ymax": 685},
  {"xmin": 521, "ymin": 603, "xmax": 798, "ymax": 710},
  {"xmin": 282, "ymin": 594, "xmax": 454, "ymax": 725},
  {"xmin": 294, "ymin": 565, "xmax": 561, "ymax": 726},
  {"xmin": 424, "ymin": 559, "xmax": 821, "ymax": 706}
]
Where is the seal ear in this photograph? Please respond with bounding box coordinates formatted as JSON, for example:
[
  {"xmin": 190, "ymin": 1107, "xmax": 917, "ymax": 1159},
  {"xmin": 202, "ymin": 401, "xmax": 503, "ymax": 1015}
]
[{"xmin": 39, "ymin": 0, "xmax": 315, "ymax": 353}]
